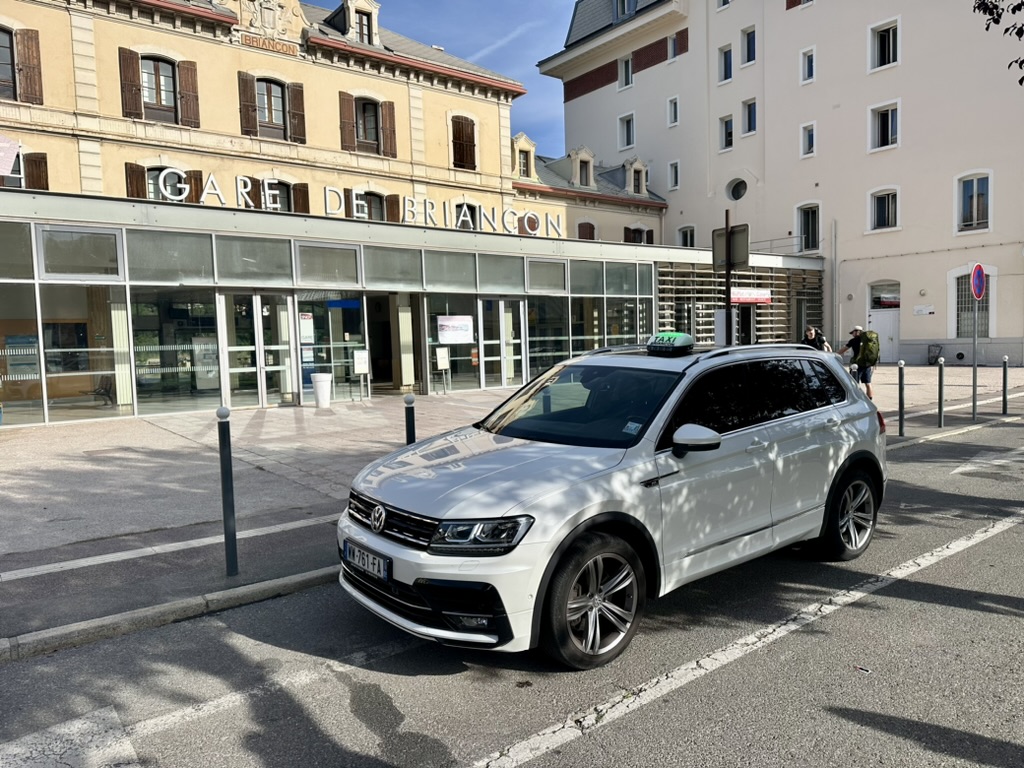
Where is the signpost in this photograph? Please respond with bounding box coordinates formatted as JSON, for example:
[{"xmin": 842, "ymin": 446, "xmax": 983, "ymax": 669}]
[
  {"xmin": 712, "ymin": 214, "xmax": 750, "ymax": 345},
  {"xmin": 970, "ymin": 263, "xmax": 985, "ymax": 420}
]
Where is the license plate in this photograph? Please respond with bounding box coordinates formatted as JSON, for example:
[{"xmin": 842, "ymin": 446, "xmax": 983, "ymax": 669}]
[{"xmin": 343, "ymin": 540, "xmax": 389, "ymax": 582}]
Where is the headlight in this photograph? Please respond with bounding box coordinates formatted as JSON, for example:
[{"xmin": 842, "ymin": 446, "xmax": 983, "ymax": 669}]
[{"xmin": 428, "ymin": 516, "xmax": 534, "ymax": 556}]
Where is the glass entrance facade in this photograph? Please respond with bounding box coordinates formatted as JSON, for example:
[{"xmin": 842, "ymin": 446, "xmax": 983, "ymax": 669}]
[{"xmin": 0, "ymin": 194, "xmax": 681, "ymax": 427}]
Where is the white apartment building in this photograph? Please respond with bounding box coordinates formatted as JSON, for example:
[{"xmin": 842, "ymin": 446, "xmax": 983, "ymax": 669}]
[{"xmin": 540, "ymin": 0, "xmax": 1024, "ymax": 364}]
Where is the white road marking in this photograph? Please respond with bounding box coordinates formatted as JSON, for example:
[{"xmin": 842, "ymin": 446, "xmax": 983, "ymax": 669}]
[
  {"xmin": 473, "ymin": 510, "xmax": 1024, "ymax": 768},
  {"xmin": 0, "ymin": 638, "xmax": 419, "ymax": 766},
  {"xmin": 951, "ymin": 446, "xmax": 1024, "ymax": 475},
  {"xmin": 0, "ymin": 707, "xmax": 141, "ymax": 768},
  {"xmin": 0, "ymin": 514, "xmax": 340, "ymax": 583}
]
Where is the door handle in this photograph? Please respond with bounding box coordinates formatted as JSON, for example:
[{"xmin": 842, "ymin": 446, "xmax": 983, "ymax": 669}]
[
  {"xmin": 746, "ymin": 439, "xmax": 769, "ymax": 453},
  {"xmin": 824, "ymin": 417, "xmax": 841, "ymax": 430}
]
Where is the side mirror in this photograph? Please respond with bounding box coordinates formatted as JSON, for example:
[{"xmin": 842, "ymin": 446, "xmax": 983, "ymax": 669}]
[{"xmin": 671, "ymin": 423, "xmax": 722, "ymax": 459}]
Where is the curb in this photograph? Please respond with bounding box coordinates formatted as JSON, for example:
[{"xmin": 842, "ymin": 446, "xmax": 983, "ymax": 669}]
[{"xmin": 0, "ymin": 566, "xmax": 340, "ymax": 665}]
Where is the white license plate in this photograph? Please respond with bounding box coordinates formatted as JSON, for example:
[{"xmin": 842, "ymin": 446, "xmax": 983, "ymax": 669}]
[{"xmin": 343, "ymin": 540, "xmax": 389, "ymax": 582}]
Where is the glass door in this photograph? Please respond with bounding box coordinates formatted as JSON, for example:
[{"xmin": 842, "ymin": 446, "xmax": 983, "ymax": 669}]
[
  {"xmin": 223, "ymin": 292, "xmax": 295, "ymax": 407},
  {"xmin": 480, "ymin": 298, "xmax": 524, "ymax": 389}
]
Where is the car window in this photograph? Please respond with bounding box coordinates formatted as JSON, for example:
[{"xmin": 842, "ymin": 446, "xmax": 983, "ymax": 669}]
[
  {"xmin": 657, "ymin": 359, "xmax": 817, "ymax": 451},
  {"xmin": 479, "ymin": 362, "xmax": 680, "ymax": 449},
  {"xmin": 802, "ymin": 358, "xmax": 847, "ymax": 406}
]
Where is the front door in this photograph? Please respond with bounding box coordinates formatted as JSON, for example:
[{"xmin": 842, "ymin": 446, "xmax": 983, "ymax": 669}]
[
  {"xmin": 222, "ymin": 292, "xmax": 295, "ymax": 407},
  {"xmin": 481, "ymin": 298, "xmax": 524, "ymax": 389},
  {"xmin": 867, "ymin": 308, "xmax": 899, "ymax": 363}
]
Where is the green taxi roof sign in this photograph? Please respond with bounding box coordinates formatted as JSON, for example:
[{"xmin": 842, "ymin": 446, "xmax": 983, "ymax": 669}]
[{"xmin": 646, "ymin": 332, "xmax": 695, "ymax": 357}]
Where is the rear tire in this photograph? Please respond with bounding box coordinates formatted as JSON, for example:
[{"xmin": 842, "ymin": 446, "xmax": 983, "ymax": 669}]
[
  {"xmin": 541, "ymin": 532, "xmax": 646, "ymax": 670},
  {"xmin": 814, "ymin": 469, "xmax": 877, "ymax": 561}
]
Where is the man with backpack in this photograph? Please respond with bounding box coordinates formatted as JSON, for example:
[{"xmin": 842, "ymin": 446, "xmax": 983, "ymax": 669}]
[{"xmin": 838, "ymin": 325, "xmax": 879, "ymax": 399}]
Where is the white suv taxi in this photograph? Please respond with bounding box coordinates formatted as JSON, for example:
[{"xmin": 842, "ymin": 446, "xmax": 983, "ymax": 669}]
[{"xmin": 338, "ymin": 334, "xmax": 887, "ymax": 669}]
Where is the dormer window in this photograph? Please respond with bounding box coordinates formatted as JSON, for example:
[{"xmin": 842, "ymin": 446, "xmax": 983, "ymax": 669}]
[
  {"xmin": 512, "ymin": 132, "xmax": 538, "ymax": 181},
  {"xmin": 518, "ymin": 149, "xmax": 531, "ymax": 178},
  {"xmin": 624, "ymin": 158, "xmax": 647, "ymax": 196},
  {"xmin": 632, "ymin": 169, "xmax": 643, "ymax": 194},
  {"xmin": 579, "ymin": 160, "xmax": 591, "ymax": 187}
]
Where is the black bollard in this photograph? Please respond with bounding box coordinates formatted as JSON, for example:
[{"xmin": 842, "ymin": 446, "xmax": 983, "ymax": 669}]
[
  {"xmin": 404, "ymin": 393, "xmax": 416, "ymax": 445},
  {"xmin": 897, "ymin": 360, "xmax": 905, "ymax": 437},
  {"xmin": 937, "ymin": 357, "xmax": 945, "ymax": 429},
  {"xmin": 1004, "ymin": 355, "xmax": 1010, "ymax": 416},
  {"xmin": 216, "ymin": 406, "xmax": 239, "ymax": 577}
]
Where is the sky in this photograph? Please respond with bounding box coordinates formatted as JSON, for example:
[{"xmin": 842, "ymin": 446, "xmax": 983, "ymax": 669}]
[{"xmin": 306, "ymin": 0, "xmax": 577, "ymax": 158}]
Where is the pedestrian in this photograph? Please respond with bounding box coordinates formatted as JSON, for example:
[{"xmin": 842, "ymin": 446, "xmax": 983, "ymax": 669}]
[
  {"xmin": 799, "ymin": 325, "xmax": 832, "ymax": 352},
  {"xmin": 838, "ymin": 325, "xmax": 874, "ymax": 400}
]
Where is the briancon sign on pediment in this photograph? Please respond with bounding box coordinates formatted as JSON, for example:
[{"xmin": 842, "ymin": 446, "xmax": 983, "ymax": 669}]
[{"xmin": 235, "ymin": 0, "xmax": 309, "ymax": 55}]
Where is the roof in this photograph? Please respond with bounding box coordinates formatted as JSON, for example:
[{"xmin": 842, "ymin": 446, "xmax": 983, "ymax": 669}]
[
  {"xmin": 565, "ymin": 0, "xmax": 669, "ymax": 48},
  {"xmin": 531, "ymin": 154, "xmax": 666, "ymax": 205},
  {"xmin": 301, "ymin": 3, "xmax": 523, "ymax": 90}
]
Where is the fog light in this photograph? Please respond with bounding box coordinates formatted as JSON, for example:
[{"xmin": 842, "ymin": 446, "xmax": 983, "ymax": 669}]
[{"xmin": 450, "ymin": 615, "xmax": 491, "ymax": 630}]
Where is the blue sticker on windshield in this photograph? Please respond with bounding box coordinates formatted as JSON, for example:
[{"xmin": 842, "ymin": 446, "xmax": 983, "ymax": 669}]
[{"xmin": 623, "ymin": 421, "xmax": 642, "ymax": 435}]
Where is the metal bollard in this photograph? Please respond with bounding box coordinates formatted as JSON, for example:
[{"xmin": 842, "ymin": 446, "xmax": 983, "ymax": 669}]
[
  {"xmin": 850, "ymin": 362, "xmax": 858, "ymax": 383},
  {"xmin": 404, "ymin": 393, "xmax": 416, "ymax": 445},
  {"xmin": 1004, "ymin": 355, "xmax": 1010, "ymax": 416},
  {"xmin": 216, "ymin": 406, "xmax": 239, "ymax": 577},
  {"xmin": 937, "ymin": 357, "xmax": 945, "ymax": 428},
  {"xmin": 897, "ymin": 360, "xmax": 905, "ymax": 437}
]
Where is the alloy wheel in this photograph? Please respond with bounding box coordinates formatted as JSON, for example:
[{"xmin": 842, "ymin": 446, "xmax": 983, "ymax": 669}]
[
  {"xmin": 837, "ymin": 479, "xmax": 876, "ymax": 551},
  {"xmin": 565, "ymin": 552, "xmax": 639, "ymax": 656}
]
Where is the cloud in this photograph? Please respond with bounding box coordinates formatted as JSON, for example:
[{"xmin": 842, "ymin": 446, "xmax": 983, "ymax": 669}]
[{"xmin": 467, "ymin": 21, "xmax": 547, "ymax": 63}]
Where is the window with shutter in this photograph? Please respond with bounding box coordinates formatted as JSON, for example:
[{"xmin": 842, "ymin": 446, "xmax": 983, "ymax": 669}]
[
  {"xmin": 385, "ymin": 194, "xmax": 401, "ymax": 222},
  {"xmin": 578, "ymin": 222, "xmax": 596, "ymax": 240},
  {"xmin": 255, "ymin": 79, "xmax": 285, "ymax": 140},
  {"xmin": 14, "ymin": 29, "xmax": 43, "ymax": 105},
  {"xmin": 24, "ymin": 153, "xmax": 48, "ymax": 190},
  {"xmin": 178, "ymin": 61, "xmax": 200, "ymax": 128},
  {"xmin": 238, "ymin": 72, "xmax": 258, "ymax": 136},
  {"xmin": 125, "ymin": 162, "xmax": 147, "ymax": 199},
  {"xmin": 452, "ymin": 115, "xmax": 476, "ymax": 170},
  {"xmin": 141, "ymin": 57, "xmax": 177, "ymax": 123},
  {"xmin": 246, "ymin": 177, "xmax": 263, "ymax": 209},
  {"xmin": 339, "ymin": 91, "xmax": 357, "ymax": 151},
  {"xmin": 343, "ymin": 188, "xmax": 354, "ymax": 218},
  {"xmin": 292, "ymin": 183, "xmax": 310, "ymax": 214},
  {"xmin": 0, "ymin": 29, "xmax": 13, "ymax": 100},
  {"xmin": 119, "ymin": 48, "xmax": 144, "ymax": 119},
  {"xmin": 287, "ymin": 82, "xmax": 305, "ymax": 144}
]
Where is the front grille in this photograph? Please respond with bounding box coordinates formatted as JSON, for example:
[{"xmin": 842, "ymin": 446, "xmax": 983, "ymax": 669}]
[{"xmin": 348, "ymin": 490, "xmax": 439, "ymax": 549}]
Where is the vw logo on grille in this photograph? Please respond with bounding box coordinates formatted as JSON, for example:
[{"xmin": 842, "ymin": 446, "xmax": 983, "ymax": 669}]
[{"xmin": 371, "ymin": 505, "xmax": 387, "ymax": 533}]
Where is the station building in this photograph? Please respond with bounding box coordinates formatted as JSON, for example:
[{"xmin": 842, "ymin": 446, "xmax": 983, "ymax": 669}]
[{"xmin": 0, "ymin": 0, "xmax": 819, "ymax": 426}]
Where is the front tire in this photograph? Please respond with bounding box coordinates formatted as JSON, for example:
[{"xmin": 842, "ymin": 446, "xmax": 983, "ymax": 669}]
[
  {"xmin": 815, "ymin": 469, "xmax": 878, "ymax": 561},
  {"xmin": 541, "ymin": 532, "xmax": 646, "ymax": 670}
]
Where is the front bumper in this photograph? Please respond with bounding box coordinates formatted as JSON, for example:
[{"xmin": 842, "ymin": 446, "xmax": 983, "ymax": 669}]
[{"xmin": 337, "ymin": 511, "xmax": 541, "ymax": 653}]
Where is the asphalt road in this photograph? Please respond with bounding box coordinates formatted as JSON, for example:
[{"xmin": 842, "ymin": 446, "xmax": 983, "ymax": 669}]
[{"xmin": 1, "ymin": 422, "xmax": 1022, "ymax": 768}]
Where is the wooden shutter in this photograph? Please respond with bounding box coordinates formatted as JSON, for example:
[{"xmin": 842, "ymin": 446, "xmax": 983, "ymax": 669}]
[
  {"xmin": 237, "ymin": 71, "xmax": 258, "ymax": 136},
  {"xmin": 645, "ymin": 229, "xmax": 654, "ymax": 245},
  {"xmin": 676, "ymin": 28, "xmax": 689, "ymax": 55},
  {"xmin": 343, "ymin": 188, "xmax": 355, "ymax": 219},
  {"xmin": 125, "ymin": 162, "xmax": 146, "ymax": 199},
  {"xmin": 385, "ymin": 194, "xmax": 401, "ymax": 222},
  {"xmin": 292, "ymin": 183, "xmax": 310, "ymax": 214},
  {"xmin": 287, "ymin": 82, "xmax": 306, "ymax": 144},
  {"xmin": 452, "ymin": 116, "xmax": 476, "ymax": 170},
  {"xmin": 339, "ymin": 91, "xmax": 357, "ymax": 151},
  {"xmin": 380, "ymin": 101, "xmax": 397, "ymax": 158},
  {"xmin": 185, "ymin": 170, "xmax": 203, "ymax": 203},
  {"xmin": 246, "ymin": 177, "xmax": 263, "ymax": 209},
  {"xmin": 14, "ymin": 29, "xmax": 43, "ymax": 105},
  {"xmin": 178, "ymin": 61, "xmax": 200, "ymax": 128},
  {"xmin": 119, "ymin": 48, "xmax": 143, "ymax": 119},
  {"xmin": 623, "ymin": 227, "xmax": 632, "ymax": 243},
  {"xmin": 578, "ymin": 222, "xmax": 595, "ymax": 240},
  {"xmin": 785, "ymin": 0, "xmax": 801, "ymax": 8},
  {"xmin": 23, "ymin": 153, "xmax": 48, "ymax": 190}
]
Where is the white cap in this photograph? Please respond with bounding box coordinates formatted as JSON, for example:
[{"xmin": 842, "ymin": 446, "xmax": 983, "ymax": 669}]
[{"xmin": 850, "ymin": 325, "xmax": 864, "ymax": 333}]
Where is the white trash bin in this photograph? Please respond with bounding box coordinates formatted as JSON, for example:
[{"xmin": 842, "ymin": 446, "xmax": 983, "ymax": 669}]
[{"xmin": 310, "ymin": 373, "xmax": 333, "ymax": 409}]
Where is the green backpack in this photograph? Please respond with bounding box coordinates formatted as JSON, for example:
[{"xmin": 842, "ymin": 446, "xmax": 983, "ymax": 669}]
[{"xmin": 856, "ymin": 330, "xmax": 881, "ymax": 367}]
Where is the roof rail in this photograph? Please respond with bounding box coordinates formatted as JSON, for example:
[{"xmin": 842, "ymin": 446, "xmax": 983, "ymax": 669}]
[
  {"xmin": 702, "ymin": 343, "xmax": 811, "ymax": 360},
  {"xmin": 580, "ymin": 344, "xmax": 648, "ymax": 357}
]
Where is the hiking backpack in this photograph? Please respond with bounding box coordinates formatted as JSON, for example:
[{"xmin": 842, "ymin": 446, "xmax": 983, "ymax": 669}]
[{"xmin": 856, "ymin": 330, "xmax": 881, "ymax": 367}]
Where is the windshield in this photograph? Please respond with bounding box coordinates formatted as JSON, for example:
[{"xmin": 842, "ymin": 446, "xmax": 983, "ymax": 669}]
[{"xmin": 478, "ymin": 362, "xmax": 681, "ymax": 448}]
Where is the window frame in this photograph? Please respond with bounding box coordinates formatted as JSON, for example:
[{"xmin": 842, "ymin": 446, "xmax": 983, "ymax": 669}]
[
  {"xmin": 719, "ymin": 45, "xmax": 733, "ymax": 83},
  {"xmin": 720, "ymin": 115, "xmax": 734, "ymax": 151},
  {"xmin": 742, "ymin": 99, "xmax": 756, "ymax": 135},
  {"xmin": 618, "ymin": 56, "xmax": 633, "ymax": 89},
  {"xmin": 741, "ymin": 27, "xmax": 756, "ymax": 66},
  {"xmin": 667, "ymin": 160, "xmax": 680, "ymax": 190},
  {"xmin": 0, "ymin": 150, "xmax": 23, "ymax": 188},
  {"xmin": 800, "ymin": 121, "xmax": 816, "ymax": 158},
  {"xmin": 0, "ymin": 27, "xmax": 14, "ymax": 100},
  {"xmin": 355, "ymin": 97, "xmax": 381, "ymax": 153},
  {"xmin": 950, "ymin": 265, "xmax": 995, "ymax": 339},
  {"xmin": 869, "ymin": 17, "xmax": 900, "ymax": 72},
  {"xmin": 256, "ymin": 78, "xmax": 287, "ymax": 140},
  {"xmin": 618, "ymin": 112, "xmax": 636, "ymax": 150},
  {"xmin": 868, "ymin": 187, "xmax": 900, "ymax": 232},
  {"xmin": 145, "ymin": 167, "xmax": 187, "ymax": 202},
  {"xmin": 667, "ymin": 96, "xmax": 679, "ymax": 127},
  {"xmin": 356, "ymin": 10, "xmax": 373, "ymax": 45},
  {"xmin": 676, "ymin": 226, "xmax": 695, "ymax": 247},
  {"xmin": 518, "ymin": 149, "xmax": 531, "ymax": 178},
  {"xmin": 800, "ymin": 46, "xmax": 815, "ymax": 84},
  {"xmin": 579, "ymin": 159, "xmax": 592, "ymax": 187},
  {"xmin": 868, "ymin": 99, "xmax": 900, "ymax": 152},
  {"xmin": 956, "ymin": 171, "xmax": 991, "ymax": 234},
  {"xmin": 140, "ymin": 56, "xmax": 178, "ymax": 124},
  {"xmin": 797, "ymin": 203, "xmax": 820, "ymax": 253}
]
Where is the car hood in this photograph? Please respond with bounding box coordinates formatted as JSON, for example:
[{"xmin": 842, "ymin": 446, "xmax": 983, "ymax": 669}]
[{"xmin": 352, "ymin": 426, "xmax": 624, "ymax": 519}]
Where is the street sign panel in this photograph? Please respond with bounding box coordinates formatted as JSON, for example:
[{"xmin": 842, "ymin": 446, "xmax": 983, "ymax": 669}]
[
  {"xmin": 712, "ymin": 223, "xmax": 750, "ymax": 271},
  {"xmin": 970, "ymin": 262, "xmax": 985, "ymax": 300}
]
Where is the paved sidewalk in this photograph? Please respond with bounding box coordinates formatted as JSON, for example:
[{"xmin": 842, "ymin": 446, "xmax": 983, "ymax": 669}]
[{"xmin": 1, "ymin": 363, "xmax": 1022, "ymax": 663}]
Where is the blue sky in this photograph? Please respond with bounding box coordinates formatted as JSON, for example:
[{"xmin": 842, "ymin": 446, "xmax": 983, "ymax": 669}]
[{"xmin": 306, "ymin": 0, "xmax": 576, "ymax": 158}]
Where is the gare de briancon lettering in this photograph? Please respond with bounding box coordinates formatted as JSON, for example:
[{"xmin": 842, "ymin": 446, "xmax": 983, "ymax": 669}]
[{"xmin": 154, "ymin": 168, "xmax": 564, "ymax": 237}]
